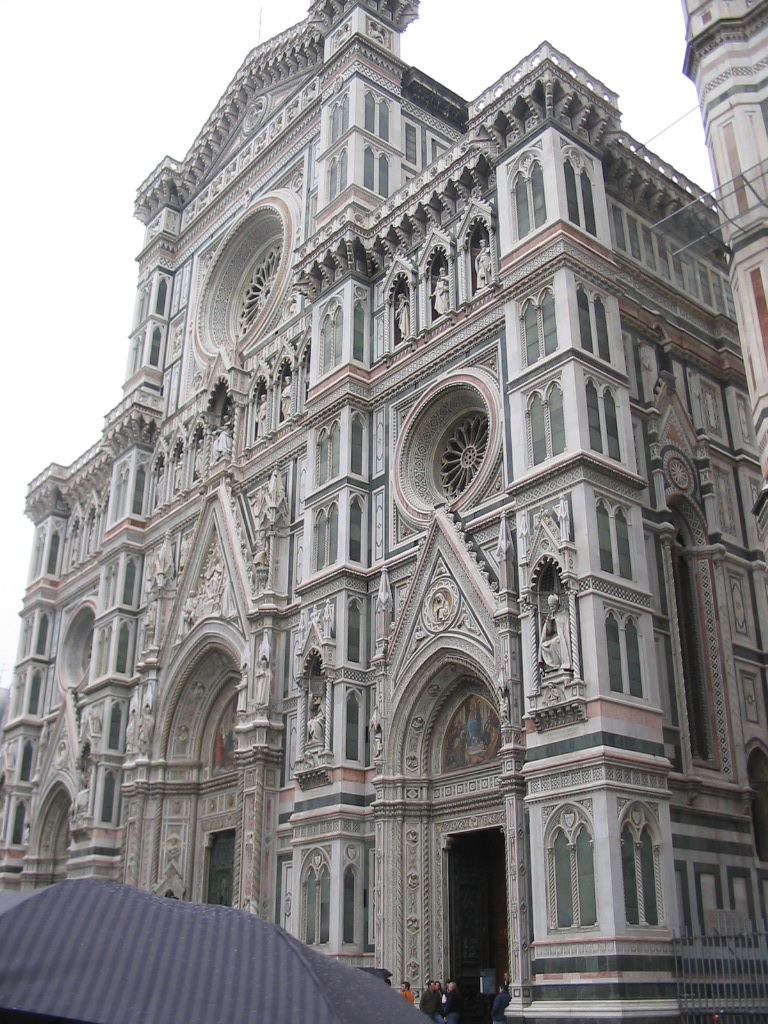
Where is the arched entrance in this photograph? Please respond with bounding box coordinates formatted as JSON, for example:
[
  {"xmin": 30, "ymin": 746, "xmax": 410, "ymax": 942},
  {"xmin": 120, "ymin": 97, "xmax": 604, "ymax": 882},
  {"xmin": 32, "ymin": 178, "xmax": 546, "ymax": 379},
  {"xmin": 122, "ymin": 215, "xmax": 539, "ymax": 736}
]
[
  {"xmin": 379, "ymin": 661, "xmax": 511, "ymax": 1023},
  {"xmin": 31, "ymin": 785, "xmax": 71, "ymax": 887}
]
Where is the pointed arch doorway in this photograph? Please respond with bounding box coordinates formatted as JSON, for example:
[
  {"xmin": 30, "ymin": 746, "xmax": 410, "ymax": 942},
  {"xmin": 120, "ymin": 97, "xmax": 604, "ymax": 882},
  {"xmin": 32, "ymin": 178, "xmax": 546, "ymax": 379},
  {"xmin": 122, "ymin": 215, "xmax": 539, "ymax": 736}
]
[{"xmin": 447, "ymin": 827, "xmax": 508, "ymax": 1022}]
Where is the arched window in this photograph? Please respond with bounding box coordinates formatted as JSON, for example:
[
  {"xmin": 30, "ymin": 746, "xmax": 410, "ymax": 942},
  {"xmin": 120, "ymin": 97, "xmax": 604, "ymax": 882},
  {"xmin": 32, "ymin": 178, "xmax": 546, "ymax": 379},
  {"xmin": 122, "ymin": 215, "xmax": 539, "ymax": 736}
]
[
  {"xmin": 46, "ymin": 533, "xmax": 60, "ymax": 576},
  {"xmin": 565, "ymin": 161, "xmax": 580, "ymax": 224},
  {"xmin": 316, "ymin": 510, "xmax": 327, "ymax": 572},
  {"xmin": 551, "ymin": 817, "xmax": 596, "ymax": 929},
  {"xmin": 514, "ymin": 161, "xmax": 547, "ymax": 239},
  {"xmin": 343, "ymin": 866, "xmax": 356, "ymax": 943},
  {"xmin": 115, "ymin": 623, "xmax": 131, "ymax": 675},
  {"xmin": 330, "ymin": 422, "xmax": 340, "ymax": 478},
  {"xmin": 621, "ymin": 818, "xmax": 659, "ymax": 926},
  {"xmin": 522, "ymin": 291, "xmax": 557, "ymax": 364},
  {"xmin": 378, "ymin": 155, "xmax": 389, "ymax": 198},
  {"xmin": 28, "ymin": 672, "xmax": 41, "ymax": 716},
  {"xmin": 615, "ymin": 510, "xmax": 632, "ymax": 578},
  {"xmin": 345, "ymin": 690, "xmax": 360, "ymax": 757},
  {"xmin": 586, "ymin": 381, "xmax": 602, "ymax": 452},
  {"xmin": 530, "ymin": 394, "xmax": 547, "ymax": 465},
  {"xmin": 364, "ymin": 147, "xmax": 374, "ymax": 190},
  {"xmin": 353, "ymin": 304, "xmax": 365, "ymax": 362},
  {"xmin": 594, "ymin": 297, "xmax": 610, "ymax": 361},
  {"xmin": 604, "ymin": 391, "xmax": 620, "ymax": 460},
  {"xmin": 364, "ymin": 92, "xmax": 375, "ymax": 133},
  {"xmin": 12, "ymin": 802, "xmax": 25, "ymax": 845},
  {"xmin": 597, "ymin": 503, "xmax": 613, "ymax": 573},
  {"xmin": 101, "ymin": 771, "xmax": 116, "ymax": 823},
  {"xmin": 331, "ymin": 104, "xmax": 341, "ymax": 142},
  {"xmin": 20, "ymin": 742, "xmax": 33, "ymax": 781},
  {"xmin": 123, "ymin": 559, "xmax": 137, "ymax": 606},
  {"xmin": 329, "ymin": 159, "xmax": 338, "ymax": 200},
  {"xmin": 581, "ymin": 170, "xmax": 597, "ymax": 235},
  {"xmin": 347, "ymin": 601, "xmax": 361, "ymax": 664},
  {"xmin": 36, "ymin": 615, "xmax": 49, "ymax": 656},
  {"xmin": 625, "ymin": 618, "xmax": 642, "ymax": 697},
  {"xmin": 339, "ymin": 149, "xmax": 348, "ymax": 191},
  {"xmin": 577, "ymin": 287, "xmax": 593, "ymax": 352},
  {"xmin": 305, "ymin": 864, "xmax": 331, "ymax": 945},
  {"xmin": 155, "ymin": 278, "xmax": 168, "ymax": 315},
  {"xmin": 349, "ymin": 499, "xmax": 363, "ymax": 562},
  {"xmin": 132, "ymin": 466, "xmax": 146, "ymax": 516},
  {"xmin": 549, "ymin": 385, "xmax": 565, "ymax": 456},
  {"xmin": 318, "ymin": 430, "xmax": 329, "ymax": 486},
  {"xmin": 606, "ymin": 613, "xmax": 623, "ymax": 692},
  {"xmin": 341, "ymin": 94, "xmax": 349, "ymax": 134},
  {"xmin": 149, "ymin": 327, "xmax": 162, "ymax": 367},
  {"xmin": 328, "ymin": 504, "xmax": 339, "ymax": 564},
  {"xmin": 109, "ymin": 703, "xmax": 122, "ymax": 750},
  {"xmin": 378, "ymin": 99, "xmax": 389, "ymax": 141}
]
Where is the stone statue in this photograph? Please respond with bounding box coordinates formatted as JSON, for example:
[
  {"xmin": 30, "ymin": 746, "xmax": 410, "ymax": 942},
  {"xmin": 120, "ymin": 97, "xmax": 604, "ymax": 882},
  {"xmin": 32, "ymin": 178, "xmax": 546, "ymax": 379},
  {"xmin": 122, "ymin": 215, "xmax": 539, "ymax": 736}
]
[
  {"xmin": 138, "ymin": 702, "xmax": 154, "ymax": 756},
  {"xmin": 433, "ymin": 266, "xmax": 450, "ymax": 317},
  {"xmin": 126, "ymin": 696, "xmax": 138, "ymax": 754},
  {"xmin": 280, "ymin": 374, "xmax": 292, "ymax": 422},
  {"xmin": 307, "ymin": 694, "xmax": 325, "ymax": 745},
  {"xmin": 375, "ymin": 567, "xmax": 393, "ymax": 641},
  {"xmin": 323, "ymin": 599, "xmax": 334, "ymax": 640},
  {"xmin": 255, "ymin": 632, "xmax": 272, "ymax": 707},
  {"xmin": 395, "ymin": 292, "xmax": 410, "ymax": 339},
  {"xmin": 518, "ymin": 514, "xmax": 530, "ymax": 562},
  {"xmin": 237, "ymin": 660, "xmax": 249, "ymax": 714},
  {"xmin": 256, "ymin": 392, "xmax": 268, "ymax": 439},
  {"xmin": 538, "ymin": 594, "xmax": 571, "ymax": 674},
  {"xmin": 193, "ymin": 435, "xmax": 204, "ymax": 480},
  {"xmin": 370, "ymin": 697, "xmax": 383, "ymax": 759},
  {"xmin": 212, "ymin": 416, "xmax": 233, "ymax": 462},
  {"xmin": 475, "ymin": 237, "xmax": 491, "ymax": 290},
  {"xmin": 557, "ymin": 495, "xmax": 570, "ymax": 543}
]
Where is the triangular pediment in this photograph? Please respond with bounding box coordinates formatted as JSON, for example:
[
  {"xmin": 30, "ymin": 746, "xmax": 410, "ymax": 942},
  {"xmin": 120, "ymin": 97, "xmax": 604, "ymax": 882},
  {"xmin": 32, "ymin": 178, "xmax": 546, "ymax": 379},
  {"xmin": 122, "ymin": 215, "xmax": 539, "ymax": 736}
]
[
  {"xmin": 386, "ymin": 511, "xmax": 496, "ymax": 690},
  {"xmin": 653, "ymin": 378, "xmax": 708, "ymax": 505},
  {"xmin": 166, "ymin": 488, "xmax": 248, "ymax": 650},
  {"xmin": 418, "ymin": 224, "xmax": 453, "ymax": 276},
  {"xmin": 383, "ymin": 255, "xmax": 416, "ymax": 302}
]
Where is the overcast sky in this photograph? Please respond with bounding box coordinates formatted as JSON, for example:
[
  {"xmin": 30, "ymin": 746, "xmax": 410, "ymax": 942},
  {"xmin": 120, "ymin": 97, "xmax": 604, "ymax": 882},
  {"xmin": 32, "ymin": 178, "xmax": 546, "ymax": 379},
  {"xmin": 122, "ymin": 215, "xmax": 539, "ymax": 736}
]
[{"xmin": 0, "ymin": 0, "xmax": 710, "ymax": 688}]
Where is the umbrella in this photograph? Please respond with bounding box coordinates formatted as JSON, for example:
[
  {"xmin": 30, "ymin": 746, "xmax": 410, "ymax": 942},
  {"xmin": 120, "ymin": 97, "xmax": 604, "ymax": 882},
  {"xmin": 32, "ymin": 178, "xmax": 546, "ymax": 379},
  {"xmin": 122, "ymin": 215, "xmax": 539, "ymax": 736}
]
[{"xmin": 0, "ymin": 878, "xmax": 422, "ymax": 1024}]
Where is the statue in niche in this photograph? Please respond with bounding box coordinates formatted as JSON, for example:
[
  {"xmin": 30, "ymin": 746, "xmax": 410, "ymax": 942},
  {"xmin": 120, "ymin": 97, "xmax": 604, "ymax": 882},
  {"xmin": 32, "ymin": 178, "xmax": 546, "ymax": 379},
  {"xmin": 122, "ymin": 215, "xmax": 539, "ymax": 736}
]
[
  {"xmin": 395, "ymin": 292, "xmax": 410, "ymax": 340},
  {"xmin": 557, "ymin": 495, "xmax": 570, "ymax": 543},
  {"xmin": 255, "ymin": 632, "xmax": 272, "ymax": 708},
  {"xmin": 432, "ymin": 266, "xmax": 450, "ymax": 317},
  {"xmin": 307, "ymin": 694, "xmax": 325, "ymax": 745},
  {"xmin": 375, "ymin": 567, "xmax": 393, "ymax": 642},
  {"xmin": 193, "ymin": 435, "xmax": 204, "ymax": 480},
  {"xmin": 475, "ymin": 237, "xmax": 492, "ymax": 290},
  {"xmin": 256, "ymin": 391, "xmax": 268, "ymax": 439},
  {"xmin": 280, "ymin": 373, "xmax": 292, "ymax": 422},
  {"xmin": 212, "ymin": 415, "xmax": 233, "ymax": 462},
  {"xmin": 538, "ymin": 594, "xmax": 571, "ymax": 674},
  {"xmin": 370, "ymin": 696, "xmax": 383, "ymax": 758},
  {"xmin": 126, "ymin": 694, "xmax": 138, "ymax": 754},
  {"xmin": 237, "ymin": 661, "xmax": 248, "ymax": 714},
  {"xmin": 72, "ymin": 741, "xmax": 93, "ymax": 821},
  {"xmin": 323, "ymin": 599, "xmax": 334, "ymax": 640},
  {"xmin": 138, "ymin": 701, "xmax": 154, "ymax": 756}
]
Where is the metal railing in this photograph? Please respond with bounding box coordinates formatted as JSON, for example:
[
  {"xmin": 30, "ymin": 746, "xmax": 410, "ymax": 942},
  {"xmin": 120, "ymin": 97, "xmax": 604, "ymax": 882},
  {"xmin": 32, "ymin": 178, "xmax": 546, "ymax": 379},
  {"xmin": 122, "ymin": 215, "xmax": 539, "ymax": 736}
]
[{"xmin": 675, "ymin": 913, "xmax": 768, "ymax": 1023}]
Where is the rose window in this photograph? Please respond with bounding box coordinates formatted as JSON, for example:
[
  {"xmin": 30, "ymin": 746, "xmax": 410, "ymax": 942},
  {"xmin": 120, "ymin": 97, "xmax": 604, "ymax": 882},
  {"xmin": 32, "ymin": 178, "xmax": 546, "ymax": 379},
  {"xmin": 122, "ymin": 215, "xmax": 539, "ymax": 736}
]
[
  {"xmin": 440, "ymin": 413, "xmax": 489, "ymax": 498},
  {"xmin": 238, "ymin": 246, "xmax": 281, "ymax": 338}
]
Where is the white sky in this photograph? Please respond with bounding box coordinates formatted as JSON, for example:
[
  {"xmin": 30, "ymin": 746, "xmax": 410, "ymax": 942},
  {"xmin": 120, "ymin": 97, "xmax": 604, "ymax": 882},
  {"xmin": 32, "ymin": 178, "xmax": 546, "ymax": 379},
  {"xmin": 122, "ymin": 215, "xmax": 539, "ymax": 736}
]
[{"xmin": 0, "ymin": 0, "xmax": 709, "ymax": 688}]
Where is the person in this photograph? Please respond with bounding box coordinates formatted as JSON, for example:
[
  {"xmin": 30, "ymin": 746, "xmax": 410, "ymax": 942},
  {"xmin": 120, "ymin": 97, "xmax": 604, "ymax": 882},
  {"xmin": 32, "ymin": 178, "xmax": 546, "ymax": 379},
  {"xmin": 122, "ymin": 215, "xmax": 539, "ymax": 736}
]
[
  {"xmin": 419, "ymin": 980, "xmax": 442, "ymax": 1022},
  {"xmin": 400, "ymin": 981, "xmax": 415, "ymax": 1005},
  {"xmin": 491, "ymin": 984, "xmax": 511, "ymax": 1022},
  {"xmin": 443, "ymin": 980, "xmax": 459, "ymax": 1024}
]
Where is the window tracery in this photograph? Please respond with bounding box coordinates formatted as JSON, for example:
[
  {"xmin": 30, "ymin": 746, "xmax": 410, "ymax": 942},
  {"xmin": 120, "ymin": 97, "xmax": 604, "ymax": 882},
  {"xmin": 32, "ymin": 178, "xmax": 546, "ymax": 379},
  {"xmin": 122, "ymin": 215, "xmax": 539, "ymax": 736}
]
[
  {"xmin": 238, "ymin": 246, "xmax": 281, "ymax": 338},
  {"xmin": 546, "ymin": 804, "xmax": 597, "ymax": 929},
  {"xmin": 522, "ymin": 289, "xmax": 557, "ymax": 364},
  {"xmin": 620, "ymin": 805, "xmax": 662, "ymax": 926},
  {"xmin": 440, "ymin": 413, "xmax": 489, "ymax": 497}
]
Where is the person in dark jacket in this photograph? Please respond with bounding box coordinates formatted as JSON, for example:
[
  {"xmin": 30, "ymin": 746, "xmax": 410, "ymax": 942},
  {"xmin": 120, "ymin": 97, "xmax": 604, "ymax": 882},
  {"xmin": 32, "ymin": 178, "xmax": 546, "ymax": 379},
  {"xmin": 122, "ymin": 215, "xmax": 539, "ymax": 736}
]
[
  {"xmin": 491, "ymin": 984, "xmax": 511, "ymax": 1022},
  {"xmin": 443, "ymin": 980, "xmax": 460, "ymax": 1024},
  {"xmin": 419, "ymin": 980, "xmax": 442, "ymax": 1023}
]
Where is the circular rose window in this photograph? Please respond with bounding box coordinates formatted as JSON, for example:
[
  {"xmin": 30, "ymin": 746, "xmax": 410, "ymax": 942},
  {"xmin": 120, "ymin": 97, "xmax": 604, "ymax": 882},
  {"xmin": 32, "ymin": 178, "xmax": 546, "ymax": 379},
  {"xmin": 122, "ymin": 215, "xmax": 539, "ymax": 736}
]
[
  {"xmin": 394, "ymin": 369, "xmax": 501, "ymax": 524},
  {"xmin": 195, "ymin": 193, "xmax": 296, "ymax": 364}
]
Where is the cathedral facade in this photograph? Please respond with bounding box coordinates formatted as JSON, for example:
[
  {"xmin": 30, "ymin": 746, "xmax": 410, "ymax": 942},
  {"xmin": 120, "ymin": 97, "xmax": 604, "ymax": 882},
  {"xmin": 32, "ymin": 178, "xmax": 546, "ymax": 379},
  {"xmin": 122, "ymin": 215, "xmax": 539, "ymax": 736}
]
[{"xmin": 2, "ymin": 2, "xmax": 768, "ymax": 1021}]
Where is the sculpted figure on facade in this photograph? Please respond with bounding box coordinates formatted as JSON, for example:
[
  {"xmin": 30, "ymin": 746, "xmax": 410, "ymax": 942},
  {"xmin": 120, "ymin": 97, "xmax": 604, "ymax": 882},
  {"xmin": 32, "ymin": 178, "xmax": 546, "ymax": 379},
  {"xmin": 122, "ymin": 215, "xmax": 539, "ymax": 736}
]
[
  {"xmin": 475, "ymin": 237, "xmax": 491, "ymax": 290},
  {"xmin": 375, "ymin": 567, "xmax": 393, "ymax": 642},
  {"xmin": 538, "ymin": 594, "xmax": 571, "ymax": 674},
  {"xmin": 307, "ymin": 694, "xmax": 325, "ymax": 746},
  {"xmin": 280, "ymin": 372, "xmax": 292, "ymax": 422},
  {"xmin": 557, "ymin": 495, "xmax": 570, "ymax": 544},
  {"xmin": 138, "ymin": 701, "xmax": 154, "ymax": 757},
  {"xmin": 255, "ymin": 631, "xmax": 272, "ymax": 708},
  {"xmin": 395, "ymin": 292, "xmax": 410, "ymax": 340},
  {"xmin": 212, "ymin": 415, "xmax": 233, "ymax": 462},
  {"xmin": 433, "ymin": 266, "xmax": 450, "ymax": 317}
]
